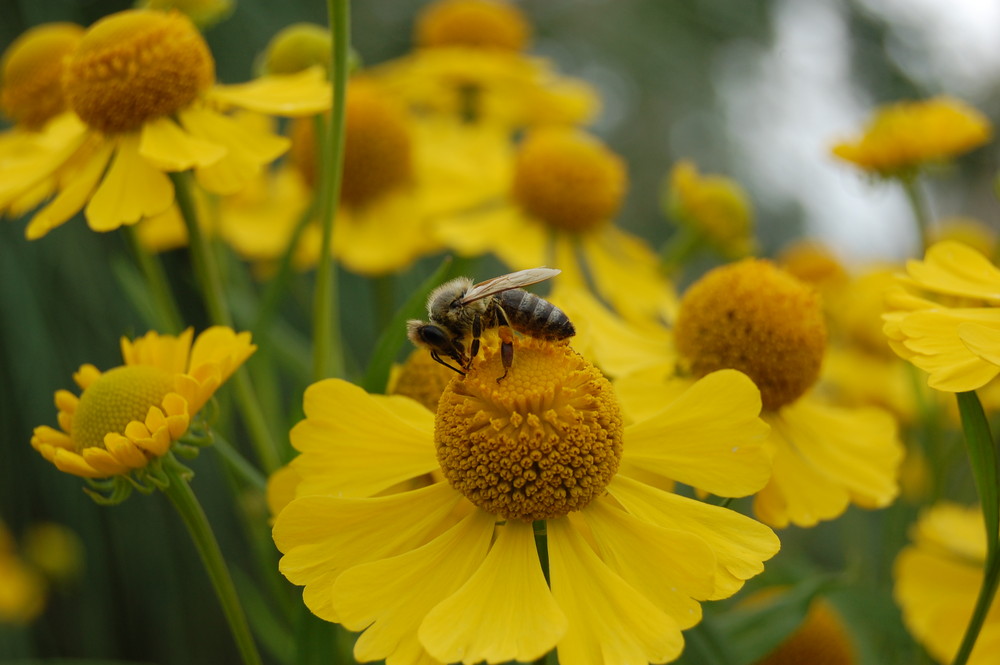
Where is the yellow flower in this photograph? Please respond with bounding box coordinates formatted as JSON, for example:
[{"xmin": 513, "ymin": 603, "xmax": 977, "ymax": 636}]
[
  {"xmin": 0, "ymin": 22, "xmax": 84, "ymax": 131},
  {"xmin": 832, "ymin": 96, "xmax": 992, "ymax": 176},
  {"xmin": 387, "ymin": 348, "xmax": 457, "ymax": 412},
  {"xmin": 436, "ymin": 127, "xmax": 677, "ymax": 323},
  {"xmin": 257, "ymin": 23, "xmax": 332, "ymax": 76},
  {"xmin": 0, "ymin": 522, "xmax": 47, "ymax": 625},
  {"xmin": 0, "ymin": 9, "xmax": 329, "ymax": 240},
  {"xmin": 894, "ymin": 503, "xmax": 1000, "ymax": 665},
  {"xmin": 617, "ymin": 259, "xmax": 903, "ymax": 528},
  {"xmin": 20, "ymin": 523, "xmax": 85, "ymax": 585},
  {"xmin": 216, "ymin": 78, "xmax": 509, "ymax": 275},
  {"xmin": 30, "ymin": 327, "xmax": 255, "ymax": 478},
  {"xmin": 884, "ymin": 240, "xmax": 1000, "ymax": 392},
  {"xmin": 273, "ymin": 336, "xmax": 779, "ymax": 665},
  {"xmin": 665, "ymin": 160, "xmax": 756, "ymax": 260},
  {"xmin": 752, "ymin": 596, "xmax": 857, "ymax": 665},
  {"xmin": 372, "ymin": 0, "xmax": 598, "ymax": 130},
  {"xmin": 134, "ymin": 0, "xmax": 234, "ymax": 29}
]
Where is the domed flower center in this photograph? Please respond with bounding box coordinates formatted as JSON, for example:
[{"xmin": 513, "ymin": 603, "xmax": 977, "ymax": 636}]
[
  {"xmin": 390, "ymin": 349, "xmax": 457, "ymax": 412},
  {"xmin": 513, "ymin": 128, "xmax": 626, "ymax": 233},
  {"xmin": 1, "ymin": 23, "xmax": 84, "ymax": 130},
  {"xmin": 416, "ymin": 0, "xmax": 531, "ymax": 51},
  {"xmin": 435, "ymin": 336, "xmax": 623, "ymax": 521},
  {"xmin": 70, "ymin": 365, "xmax": 175, "ymax": 451},
  {"xmin": 674, "ymin": 259, "xmax": 827, "ymax": 411},
  {"xmin": 63, "ymin": 9, "xmax": 215, "ymax": 134},
  {"xmin": 291, "ymin": 81, "xmax": 414, "ymax": 208}
]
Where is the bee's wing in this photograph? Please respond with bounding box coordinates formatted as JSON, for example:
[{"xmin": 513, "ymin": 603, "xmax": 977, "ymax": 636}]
[{"xmin": 460, "ymin": 267, "xmax": 561, "ymax": 304}]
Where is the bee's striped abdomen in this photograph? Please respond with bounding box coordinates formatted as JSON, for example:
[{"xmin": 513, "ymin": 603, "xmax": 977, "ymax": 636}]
[{"xmin": 497, "ymin": 290, "xmax": 576, "ymax": 340}]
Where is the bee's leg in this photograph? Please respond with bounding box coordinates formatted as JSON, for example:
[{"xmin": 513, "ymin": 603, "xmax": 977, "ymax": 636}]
[
  {"xmin": 495, "ymin": 308, "xmax": 514, "ymax": 383},
  {"xmin": 466, "ymin": 314, "xmax": 483, "ymax": 370},
  {"xmin": 430, "ymin": 351, "xmax": 467, "ymax": 375}
]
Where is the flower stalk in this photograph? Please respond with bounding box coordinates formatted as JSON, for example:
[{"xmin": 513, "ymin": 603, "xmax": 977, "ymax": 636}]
[
  {"xmin": 311, "ymin": 0, "xmax": 351, "ymax": 381},
  {"xmin": 122, "ymin": 225, "xmax": 184, "ymax": 333},
  {"xmin": 900, "ymin": 174, "xmax": 933, "ymax": 253},
  {"xmin": 161, "ymin": 455, "xmax": 263, "ymax": 665},
  {"xmin": 952, "ymin": 391, "xmax": 1000, "ymax": 665}
]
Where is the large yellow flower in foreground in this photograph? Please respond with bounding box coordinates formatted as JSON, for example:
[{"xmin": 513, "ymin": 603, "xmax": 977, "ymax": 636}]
[
  {"xmin": 0, "ymin": 9, "xmax": 329, "ymax": 240},
  {"xmin": 31, "ymin": 327, "xmax": 255, "ymax": 478},
  {"xmin": 831, "ymin": 96, "xmax": 992, "ymax": 176},
  {"xmin": 616, "ymin": 259, "xmax": 903, "ymax": 528},
  {"xmin": 884, "ymin": 241, "xmax": 1000, "ymax": 392},
  {"xmin": 273, "ymin": 336, "xmax": 779, "ymax": 665},
  {"xmin": 435, "ymin": 127, "xmax": 676, "ymax": 324},
  {"xmin": 895, "ymin": 503, "xmax": 1000, "ymax": 665}
]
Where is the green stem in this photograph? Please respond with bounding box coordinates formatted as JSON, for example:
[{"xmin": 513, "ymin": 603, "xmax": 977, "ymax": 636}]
[
  {"xmin": 311, "ymin": 0, "xmax": 351, "ymax": 381},
  {"xmin": 253, "ymin": 200, "xmax": 317, "ymax": 336},
  {"xmin": 122, "ymin": 225, "xmax": 184, "ymax": 333},
  {"xmin": 900, "ymin": 175, "xmax": 933, "ymax": 253},
  {"xmin": 952, "ymin": 391, "xmax": 1000, "ymax": 665},
  {"xmin": 172, "ymin": 172, "xmax": 283, "ymax": 473},
  {"xmin": 162, "ymin": 458, "xmax": 263, "ymax": 665},
  {"xmin": 211, "ymin": 431, "xmax": 268, "ymax": 493}
]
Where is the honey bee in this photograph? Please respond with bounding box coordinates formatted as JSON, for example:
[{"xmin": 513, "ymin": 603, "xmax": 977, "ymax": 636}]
[{"xmin": 407, "ymin": 267, "xmax": 575, "ymax": 382}]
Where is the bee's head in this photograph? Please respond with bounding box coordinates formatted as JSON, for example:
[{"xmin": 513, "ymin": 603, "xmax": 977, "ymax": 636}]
[{"xmin": 407, "ymin": 319, "xmax": 453, "ymax": 353}]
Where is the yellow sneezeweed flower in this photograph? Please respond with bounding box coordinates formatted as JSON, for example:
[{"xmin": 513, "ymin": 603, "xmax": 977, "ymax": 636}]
[
  {"xmin": 664, "ymin": 160, "xmax": 756, "ymax": 260},
  {"xmin": 273, "ymin": 335, "xmax": 780, "ymax": 665},
  {"xmin": 752, "ymin": 596, "xmax": 858, "ymax": 665},
  {"xmin": 387, "ymin": 348, "xmax": 457, "ymax": 412},
  {"xmin": 372, "ymin": 0, "xmax": 598, "ymax": 130},
  {"xmin": 436, "ymin": 127, "xmax": 677, "ymax": 324},
  {"xmin": 133, "ymin": 0, "xmax": 233, "ymax": 29},
  {"xmin": 217, "ymin": 77, "xmax": 510, "ymax": 275},
  {"xmin": 257, "ymin": 23, "xmax": 333, "ymax": 76},
  {"xmin": 895, "ymin": 503, "xmax": 1000, "ymax": 665},
  {"xmin": 31, "ymin": 327, "xmax": 255, "ymax": 479},
  {"xmin": 831, "ymin": 96, "xmax": 992, "ymax": 177},
  {"xmin": 884, "ymin": 240, "xmax": 1000, "ymax": 392},
  {"xmin": 0, "ymin": 9, "xmax": 329, "ymax": 240},
  {"xmin": 0, "ymin": 522, "xmax": 47, "ymax": 625},
  {"xmin": 616, "ymin": 259, "xmax": 903, "ymax": 528}
]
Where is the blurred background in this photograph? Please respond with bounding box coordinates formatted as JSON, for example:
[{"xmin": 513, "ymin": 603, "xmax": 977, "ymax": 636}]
[{"xmin": 0, "ymin": 0, "xmax": 998, "ymax": 663}]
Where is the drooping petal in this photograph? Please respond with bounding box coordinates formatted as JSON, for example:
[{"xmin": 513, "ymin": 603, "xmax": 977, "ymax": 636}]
[
  {"xmin": 139, "ymin": 116, "xmax": 226, "ymax": 171},
  {"xmin": 332, "ymin": 509, "xmax": 495, "ymax": 665},
  {"xmin": 85, "ymin": 134, "xmax": 175, "ymax": 231},
  {"xmin": 208, "ymin": 68, "xmax": 331, "ymax": 116},
  {"xmin": 25, "ymin": 140, "xmax": 114, "ymax": 240},
  {"xmin": 0, "ymin": 114, "xmax": 88, "ymax": 209},
  {"xmin": 621, "ymin": 370, "xmax": 771, "ymax": 497},
  {"xmin": 548, "ymin": 516, "xmax": 684, "ymax": 665},
  {"xmin": 290, "ymin": 379, "xmax": 438, "ymax": 498},
  {"xmin": 608, "ymin": 475, "xmax": 779, "ymax": 599},
  {"xmin": 897, "ymin": 308, "xmax": 1000, "ymax": 391},
  {"xmin": 273, "ymin": 483, "xmax": 462, "ymax": 622},
  {"xmin": 905, "ymin": 241, "xmax": 1000, "ymax": 303},
  {"xmin": 420, "ymin": 520, "xmax": 567, "ymax": 664},
  {"xmin": 51, "ymin": 449, "xmax": 104, "ymax": 478},
  {"xmin": 583, "ymin": 497, "xmax": 713, "ymax": 628},
  {"xmin": 958, "ymin": 320, "xmax": 1000, "ymax": 367}
]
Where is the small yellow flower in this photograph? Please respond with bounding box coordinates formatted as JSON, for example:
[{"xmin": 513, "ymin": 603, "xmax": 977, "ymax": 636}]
[
  {"xmin": 436, "ymin": 127, "xmax": 677, "ymax": 324},
  {"xmin": 665, "ymin": 160, "xmax": 756, "ymax": 260},
  {"xmin": 894, "ymin": 503, "xmax": 999, "ymax": 665},
  {"xmin": 31, "ymin": 327, "xmax": 255, "ymax": 478},
  {"xmin": 273, "ymin": 336, "xmax": 779, "ymax": 665},
  {"xmin": 0, "ymin": 22, "xmax": 84, "ymax": 131},
  {"xmin": 832, "ymin": 96, "xmax": 992, "ymax": 176},
  {"xmin": 0, "ymin": 9, "xmax": 329, "ymax": 240},
  {"xmin": 884, "ymin": 240, "xmax": 1000, "ymax": 392},
  {"xmin": 617, "ymin": 259, "xmax": 903, "ymax": 528},
  {"xmin": 257, "ymin": 23, "xmax": 333, "ymax": 76},
  {"xmin": 20, "ymin": 523, "xmax": 85, "ymax": 585}
]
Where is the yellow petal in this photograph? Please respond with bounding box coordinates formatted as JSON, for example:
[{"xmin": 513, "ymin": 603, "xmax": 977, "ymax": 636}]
[
  {"xmin": 622, "ymin": 370, "xmax": 771, "ymax": 497},
  {"xmin": 123, "ymin": 328, "xmax": 194, "ymax": 373},
  {"xmin": 608, "ymin": 475, "xmax": 779, "ymax": 599},
  {"xmin": 958, "ymin": 320, "xmax": 1000, "ymax": 367},
  {"xmin": 139, "ymin": 116, "xmax": 226, "ymax": 171},
  {"xmin": 273, "ymin": 483, "xmax": 462, "ymax": 622},
  {"xmin": 25, "ymin": 140, "xmax": 114, "ymax": 240},
  {"xmin": 906, "ymin": 241, "xmax": 1000, "ymax": 302},
  {"xmin": 208, "ymin": 68, "xmax": 331, "ymax": 116},
  {"xmin": 548, "ymin": 516, "xmax": 684, "ymax": 665},
  {"xmin": 434, "ymin": 204, "xmax": 548, "ymax": 269},
  {"xmin": 290, "ymin": 379, "xmax": 438, "ymax": 498},
  {"xmin": 0, "ymin": 114, "xmax": 88, "ymax": 208},
  {"xmin": 332, "ymin": 191, "xmax": 438, "ymax": 276},
  {"xmin": 85, "ymin": 134, "xmax": 174, "ymax": 232},
  {"xmin": 51, "ymin": 449, "xmax": 104, "ymax": 478},
  {"xmin": 189, "ymin": 327, "xmax": 256, "ymax": 384},
  {"xmin": 420, "ymin": 520, "xmax": 567, "ymax": 664},
  {"xmin": 104, "ymin": 433, "xmax": 149, "ymax": 468},
  {"xmin": 898, "ymin": 308, "xmax": 1000, "ymax": 391},
  {"xmin": 79, "ymin": 447, "xmax": 129, "ymax": 476},
  {"xmin": 583, "ymin": 497, "xmax": 713, "ymax": 628},
  {"xmin": 333, "ymin": 509, "xmax": 495, "ymax": 665}
]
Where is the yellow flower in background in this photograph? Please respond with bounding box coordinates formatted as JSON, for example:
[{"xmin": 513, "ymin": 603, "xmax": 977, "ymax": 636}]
[
  {"xmin": 134, "ymin": 0, "xmax": 234, "ymax": 29},
  {"xmin": 216, "ymin": 78, "xmax": 510, "ymax": 275},
  {"xmin": 373, "ymin": 0, "xmax": 598, "ymax": 130},
  {"xmin": 616, "ymin": 259, "xmax": 903, "ymax": 528},
  {"xmin": 257, "ymin": 23, "xmax": 333, "ymax": 76},
  {"xmin": 832, "ymin": 96, "xmax": 992, "ymax": 176},
  {"xmin": 20, "ymin": 523, "xmax": 85, "ymax": 585},
  {"xmin": 0, "ymin": 522, "xmax": 47, "ymax": 625},
  {"xmin": 664, "ymin": 160, "xmax": 756, "ymax": 260},
  {"xmin": 752, "ymin": 596, "xmax": 858, "ymax": 665},
  {"xmin": 895, "ymin": 503, "xmax": 1000, "ymax": 665},
  {"xmin": 932, "ymin": 217, "xmax": 998, "ymax": 259},
  {"xmin": 31, "ymin": 327, "xmax": 255, "ymax": 479},
  {"xmin": 884, "ymin": 240, "xmax": 1000, "ymax": 392},
  {"xmin": 387, "ymin": 348, "xmax": 457, "ymax": 412},
  {"xmin": 273, "ymin": 336, "xmax": 779, "ymax": 665},
  {"xmin": 0, "ymin": 9, "xmax": 330, "ymax": 240},
  {"xmin": 436, "ymin": 127, "xmax": 677, "ymax": 323}
]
